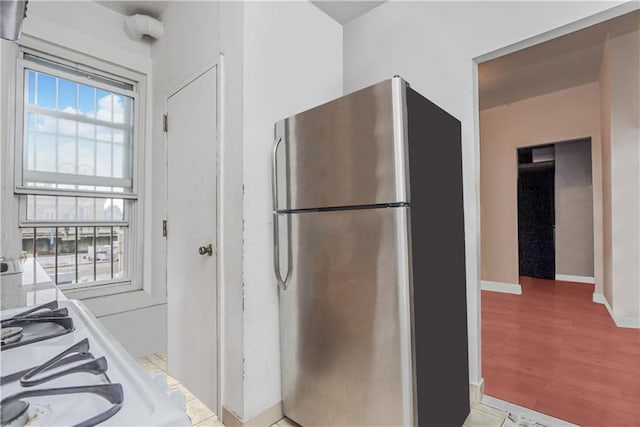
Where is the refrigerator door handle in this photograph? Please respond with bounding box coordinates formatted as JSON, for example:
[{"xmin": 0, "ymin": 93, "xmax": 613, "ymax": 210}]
[
  {"xmin": 272, "ymin": 136, "xmax": 290, "ymax": 290},
  {"xmin": 272, "ymin": 136, "xmax": 282, "ymax": 213},
  {"xmin": 272, "ymin": 212, "xmax": 290, "ymax": 291}
]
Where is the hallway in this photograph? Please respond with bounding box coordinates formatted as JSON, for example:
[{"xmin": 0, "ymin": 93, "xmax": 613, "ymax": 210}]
[{"xmin": 482, "ymin": 277, "xmax": 640, "ymax": 426}]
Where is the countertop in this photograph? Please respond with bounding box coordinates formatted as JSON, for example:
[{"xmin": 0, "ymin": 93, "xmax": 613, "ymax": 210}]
[{"xmin": 0, "ymin": 258, "xmax": 64, "ymax": 311}]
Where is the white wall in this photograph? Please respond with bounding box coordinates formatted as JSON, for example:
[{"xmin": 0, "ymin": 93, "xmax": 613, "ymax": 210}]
[
  {"xmin": 149, "ymin": 0, "xmax": 222, "ymax": 320},
  {"xmin": 21, "ymin": 1, "xmax": 150, "ymax": 69},
  {"xmin": 343, "ymin": 0, "xmax": 632, "ymax": 385},
  {"xmin": 480, "ymin": 83, "xmax": 602, "ymax": 290},
  {"xmin": 600, "ymin": 28, "xmax": 640, "ymax": 319},
  {"xmin": 150, "ymin": 2, "xmax": 343, "ymax": 421},
  {"xmin": 240, "ymin": 2, "xmax": 343, "ymax": 420},
  {"xmin": 219, "ymin": 1, "xmax": 246, "ymax": 418},
  {"xmin": 600, "ymin": 36, "xmax": 614, "ymax": 305},
  {"xmin": 555, "ymin": 139, "xmax": 595, "ymax": 278},
  {"xmin": 1, "ymin": 40, "xmax": 15, "ymax": 258},
  {"xmin": 99, "ymin": 304, "xmax": 168, "ymax": 358}
]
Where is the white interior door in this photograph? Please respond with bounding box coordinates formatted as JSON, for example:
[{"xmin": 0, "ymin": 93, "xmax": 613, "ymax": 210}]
[{"xmin": 166, "ymin": 66, "xmax": 218, "ymax": 412}]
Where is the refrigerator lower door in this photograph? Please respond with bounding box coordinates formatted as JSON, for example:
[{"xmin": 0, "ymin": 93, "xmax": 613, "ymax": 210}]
[{"xmin": 279, "ymin": 206, "xmax": 415, "ymax": 426}]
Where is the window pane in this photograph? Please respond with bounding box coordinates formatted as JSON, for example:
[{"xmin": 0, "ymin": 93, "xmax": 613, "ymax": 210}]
[
  {"xmin": 78, "ymin": 84, "xmax": 95, "ymax": 118},
  {"xmin": 96, "ymin": 142, "xmax": 111, "ymax": 176},
  {"xmin": 58, "ymin": 118, "xmax": 76, "ymax": 136},
  {"xmin": 96, "ymin": 90, "xmax": 112, "ymax": 121},
  {"xmin": 35, "ymin": 134, "xmax": 56, "ymax": 172},
  {"xmin": 78, "ymin": 139, "xmax": 95, "ymax": 176},
  {"xmin": 96, "ymin": 126, "xmax": 111, "ymax": 142},
  {"xmin": 78, "ymin": 227, "xmax": 95, "ymax": 283},
  {"xmin": 95, "ymin": 227, "xmax": 112, "ymax": 281},
  {"xmin": 22, "ymin": 226, "xmax": 128, "ymax": 285},
  {"xmin": 58, "ymin": 137, "xmax": 76, "ymax": 173},
  {"xmin": 27, "ymin": 196, "xmax": 54, "ymax": 221},
  {"xmin": 36, "ymin": 73, "xmax": 56, "ymax": 109},
  {"xmin": 58, "ymin": 79, "xmax": 77, "ymax": 113},
  {"xmin": 21, "ymin": 224, "xmax": 128, "ymax": 287},
  {"xmin": 26, "ymin": 132, "xmax": 36, "ymax": 170},
  {"xmin": 77, "ymin": 197, "xmax": 96, "ymax": 221},
  {"xmin": 112, "ymin": 129, "xmax": 125, "ymax": 144},
  {"xmin": 34, "ymin": 227, "xmax": 56, "ymax": 281},
  {"xmin": 23, "ymin": 66, "xmax": 134, "ymax": 194},
  {"xmin": 113, "ymin": 228, "xmax": 123, "ymax": 279},
  {"xmin": 113, "ymin": 144, "xmax": 124, "ymax": 178},
  {"xmin": 20, "ymin": 60, "xmax": 134, "ymax": 289},
  {"xmin": 56, "ymin": 226, "xmax": 76, "ymax": 284},
  {"xmin": 78, "ymin": 123, "xmax": 95, "ymax": 139},
  {"xmin": 27, "ymin": 70, "xmax": 36, "ymax": 104},
  {"xmin": 113, "ymin": 94, "xmax": 126, "ymax": 124},
  {"xmin": 26, "ymin": 196, "xmax": 125, "ymax": 222},
  {"xmin": 56, "ymin": 196, "xmax": 76, "ymax": 221},
  {"xmin": 27, "ymin": 112, "xmax": 35, "ymax": 130},
  {"xmin": 36, "ymin": 114, "xmax": 56, "ymax": 133}
]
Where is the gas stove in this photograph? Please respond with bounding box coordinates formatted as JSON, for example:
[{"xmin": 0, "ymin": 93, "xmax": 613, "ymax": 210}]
[{"xmin": 0, "ymin": 300, "xmax": 190, "ymax": 427}]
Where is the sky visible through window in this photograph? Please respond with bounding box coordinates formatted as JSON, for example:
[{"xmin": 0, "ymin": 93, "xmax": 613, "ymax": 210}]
[
  {"xmin": 24, "ymin": 69, "xmax": 134, "ymax": 222},
  {"xmin": 21, "ymin": 67, "xmax": 134, "ymax": 285}
]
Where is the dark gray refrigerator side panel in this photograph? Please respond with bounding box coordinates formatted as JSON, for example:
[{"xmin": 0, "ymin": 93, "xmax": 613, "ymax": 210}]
[
  {"xmin": 278, "ymin": 207, "xmax": 414, "ymax": 426},
  {"xmin": 406, "ymin": 88, "xmax": 470, "ymax": 426},
  {"xmin": 273, "ymin": 79, "xmax": 409, "ymax": 211}
]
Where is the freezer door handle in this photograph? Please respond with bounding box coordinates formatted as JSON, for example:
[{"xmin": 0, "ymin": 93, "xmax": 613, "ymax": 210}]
[
  {"xmin": 272, "ymin": 136, "xmax": 290, "ymax": 290},
  {"xmin": 272, "ymin": 136, "xmax": 282, "ymax": 212}
]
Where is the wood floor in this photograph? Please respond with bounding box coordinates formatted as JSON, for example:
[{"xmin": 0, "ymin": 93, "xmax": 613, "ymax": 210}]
[{"xmin": 482, "ymin": 276, "xmax": 640, "ymax": 427}]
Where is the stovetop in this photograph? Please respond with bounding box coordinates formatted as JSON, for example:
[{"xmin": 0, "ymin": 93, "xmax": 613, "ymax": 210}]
[{"xmin": 0, "ymin": 300, "xmax": 190, "ymax": 427}]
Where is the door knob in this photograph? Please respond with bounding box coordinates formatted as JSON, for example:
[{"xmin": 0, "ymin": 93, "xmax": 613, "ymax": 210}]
[{"xmin": 198, "ymin": 244, "xmax": 213, "ymax": 256}]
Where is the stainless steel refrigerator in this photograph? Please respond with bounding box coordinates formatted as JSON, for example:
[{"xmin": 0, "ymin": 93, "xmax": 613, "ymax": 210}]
[{"xmin": 272, "ymin": 77, "xmax": 469, "ymax": 426}]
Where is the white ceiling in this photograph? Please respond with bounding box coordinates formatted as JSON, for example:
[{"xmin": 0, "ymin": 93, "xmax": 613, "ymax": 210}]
[
  {"xmin": 479, "ymin": 10, "xmax": 640, "ymax": 110},
  {"xmin": 93, "ymin": 3, "xmax": 636, "ymax": 109},
  {"xmin": 95, "ymin": 1, "xmax": 384, "ymax": 24},
  {"xmin": 310, "ymin": 1, "xmax": 385, "ymax": 25}
]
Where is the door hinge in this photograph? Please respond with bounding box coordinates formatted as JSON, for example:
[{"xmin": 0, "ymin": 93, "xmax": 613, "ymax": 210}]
[
  {"xmin": 162, "ymin": 114, "xmax": 168, "ymax": 132},
  {"xmin": 162, "ymin": 219, "xmax": 167, "ymax": 237}
]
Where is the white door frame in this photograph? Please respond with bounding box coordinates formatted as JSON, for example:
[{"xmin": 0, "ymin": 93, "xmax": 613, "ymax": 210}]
[
  {"xmin": 164, "ymin": 56, "xmax": 224, "ymax": 417},
  {"xmin": 471, "ymin": 0, "xmax": 639, "ymax": 406}
]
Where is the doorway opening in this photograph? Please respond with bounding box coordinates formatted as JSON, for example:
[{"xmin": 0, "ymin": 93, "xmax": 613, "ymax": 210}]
[
  {"xmin": 517, "ymin": 144, "xmax": 556, "ymax": 280},
  {"xmin": 516, "ymin": 139, "xmax": 594, "ymax": 282},
  {"xmin": 477, "ymin": 9, "xmax": 640, "ymax": 426}
]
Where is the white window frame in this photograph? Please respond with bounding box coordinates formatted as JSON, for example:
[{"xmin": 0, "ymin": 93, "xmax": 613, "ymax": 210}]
[{"xmin": 12, "ymin": 41, "xmax": 147, "ymax": 300}]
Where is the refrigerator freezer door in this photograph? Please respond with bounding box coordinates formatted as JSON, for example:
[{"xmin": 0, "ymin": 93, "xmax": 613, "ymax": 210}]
[
  {"xmin": 274, "ymin": 78, "xmax": 409, "ymax": 212},
  {"xmin": 278, "ymin": 206, "xmax": 415, "ymax": 426}
]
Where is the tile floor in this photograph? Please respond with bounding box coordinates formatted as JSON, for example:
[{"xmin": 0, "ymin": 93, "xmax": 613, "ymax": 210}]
[
  {"xmin": 464, "ymin": 403, "xmax": 508, "ymax": 426},
  {"xmin": 464, "ymin": 398, "xmax": 576, "ymax": 427},
  {"xmin": 136, "ymin": 352, "xmax": 224, "ymax": 427},
  {"xmin": 271, "ymin": 403, "xmax": 553, "ymax": 427},
  {"xmin": 136, "ymin": 352, "xmax": 560, "ymax": 427},
  {"xmin": 270, "ymin": 417, "xmax": 299, "ymax": 427}
]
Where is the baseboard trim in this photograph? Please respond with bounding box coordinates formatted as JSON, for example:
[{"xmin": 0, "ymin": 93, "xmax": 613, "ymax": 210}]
[
  {"xmin": 470, "ymin": 378, "xmax": 485, "ymax": 405},
  {"xmin": 222, "ymin": 402, "xmax": 283, "ymax": 427},
  {"xmin": 555, "ymin": 274, "xmax": 595, "ymax": 284},
  {"xmin": 481, "ymin": 280, "xmax": 522, "ymax": 295},
  {"xmin": 593, "ymin": 293, "xmax": 640, "ymax": 329},
  {"xmin": 592, "ymin": 292, "xmax": 607, "ymax": 304}
]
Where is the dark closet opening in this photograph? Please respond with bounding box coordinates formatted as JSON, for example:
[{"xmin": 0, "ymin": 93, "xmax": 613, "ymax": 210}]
[{"xmin": 517, "ymin": 145, "xmax": 555, "ymax": 280}]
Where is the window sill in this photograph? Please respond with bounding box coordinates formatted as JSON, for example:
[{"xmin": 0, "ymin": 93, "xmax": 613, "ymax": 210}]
[
  {"xmin": 71, "ymin": 287, "xmax": 166, "ymax": 318},
  {"xmin": 61, "ymin": 280, "xmax": 138, "ymax": 300}
]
